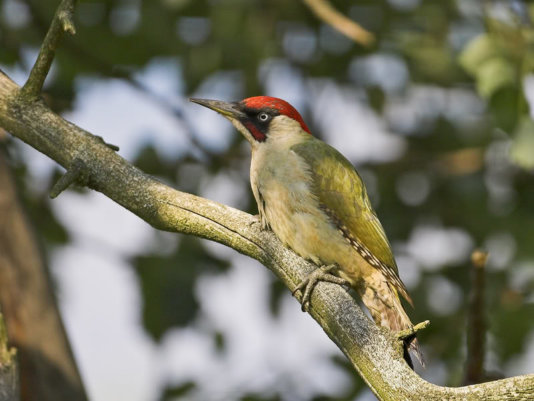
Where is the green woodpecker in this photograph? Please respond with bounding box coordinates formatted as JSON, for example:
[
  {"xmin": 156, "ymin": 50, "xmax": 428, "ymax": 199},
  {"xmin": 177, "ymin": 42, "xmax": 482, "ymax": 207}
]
[{"xmin": 191, "ymin": 96, "xmax": 423, "ymax": 365}]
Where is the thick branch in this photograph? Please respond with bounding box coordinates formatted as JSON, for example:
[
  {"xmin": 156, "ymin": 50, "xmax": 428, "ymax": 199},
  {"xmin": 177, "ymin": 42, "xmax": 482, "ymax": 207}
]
[
  {"xmin": 0, "ymin": 145, "xmax": 87, "ymax": 400},
  {"xmin": 0, "ymin": 71, "xmax": 533, "ymax": 400}
]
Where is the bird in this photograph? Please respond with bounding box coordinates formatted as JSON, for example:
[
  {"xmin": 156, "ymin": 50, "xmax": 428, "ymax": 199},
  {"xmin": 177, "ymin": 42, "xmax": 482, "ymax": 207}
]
[{"xmin": 190, "ymin": 95, "xmax": 423, "ymax": 366}]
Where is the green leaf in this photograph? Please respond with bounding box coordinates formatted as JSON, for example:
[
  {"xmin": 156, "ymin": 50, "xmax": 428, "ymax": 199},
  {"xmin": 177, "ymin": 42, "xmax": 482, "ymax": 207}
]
[
  {"xmin": 458, "ymin": 34, "xmax": 501, "ymax": 76},
  {"xmin": 493, "ymin": 297, "xmax": 534, "ymax": 360},
  {"xmin": 489, "ymin": 86, "xmax": 521, "ymax": 131},
  {"xmin": 510, "ymin": 117, "xmax": 534, "ymax": 170},
  {"xmin": 133, "ymin": 236, "xmax": 230, "ymax": 341},
  {"xmin": 475, "ymin": 57, "xmax": 516, "ymax": 99},
  {"xmin": 159, "ymin": 381, "xmax": 196, "ymax": 401},
  {"xmin": 268, "ymin": 279, "xmax": 286, "ymax": 317}
]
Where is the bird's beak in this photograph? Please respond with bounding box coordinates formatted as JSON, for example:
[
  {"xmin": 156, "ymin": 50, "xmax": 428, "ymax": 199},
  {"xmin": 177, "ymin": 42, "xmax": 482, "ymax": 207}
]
[{"xmin": 189, "ymin": 98, "xmax": 245, "ymax": 119}]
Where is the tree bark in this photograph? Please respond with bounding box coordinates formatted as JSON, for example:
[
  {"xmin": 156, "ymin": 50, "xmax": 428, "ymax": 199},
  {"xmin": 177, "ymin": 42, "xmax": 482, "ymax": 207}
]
[
  {"xmin": 0, "ymin": 70, "xmax": 532, "ymax": 400},
  {"xmin": 0, "ymin": 141, "xmax": 87, "ymax": 400},
  {"xmin": 0, "ymin": 311, "xmax": 18, "ymax": 401}
]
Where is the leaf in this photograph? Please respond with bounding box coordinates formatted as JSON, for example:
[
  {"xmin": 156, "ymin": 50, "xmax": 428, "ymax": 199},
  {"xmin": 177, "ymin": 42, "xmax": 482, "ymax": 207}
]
[
  {"xmin": 475, "ymin": 57, "xmax": 516, "ymax": 99},
  {"xmin": 510, "ymin": 117, "xmax": 534, "ymax": 170},
  {"xmin": 488, "ymin": 86, "xmax": 521, "ymax": 131},
  {"xmin": 159, "ymin": 381, "xmax": 196, "ymax": 401},
  {"xmin": 493, "ymin": 298, "xmax": 534, "ymax": 360},
  {"xmin": 268, "ymin": 279, "xmax": 286, "ymax": 317},
  {"xmin": 133, "ymin": 236, "xmax": 230, "ymax": 341},
  {"xmin": 458, "ymin": 34, "xmax": 501, "ymax": 76}
]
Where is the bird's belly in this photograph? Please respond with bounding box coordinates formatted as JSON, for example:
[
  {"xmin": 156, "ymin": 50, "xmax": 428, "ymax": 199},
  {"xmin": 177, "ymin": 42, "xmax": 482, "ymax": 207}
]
[
  {"xmin": 261, "ymin": 182, "xmax": 359, "ymax": 279},
  {"xmin": 252, "ymin": 145, "xmax": 365, "ymax": 284}
]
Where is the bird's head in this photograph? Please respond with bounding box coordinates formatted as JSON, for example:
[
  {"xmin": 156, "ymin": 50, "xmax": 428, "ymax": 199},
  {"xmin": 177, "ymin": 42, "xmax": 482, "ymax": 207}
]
[{"xmin": 190, "ymin": 96, "xmax": 311, "ymax": 146}]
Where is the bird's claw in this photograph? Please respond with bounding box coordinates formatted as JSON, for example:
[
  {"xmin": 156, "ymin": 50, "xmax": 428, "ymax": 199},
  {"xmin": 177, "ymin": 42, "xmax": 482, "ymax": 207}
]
[
  {"xmin": 292, "ymin": 264, "xmax": 348, "ymax": 312},
  {"xmin": 248, "ymin": 214, "xmax": 269, "ymax": 230},
  {"xmin": 248, "ymin": 214, "xmax": 261, "ymax": 227}
]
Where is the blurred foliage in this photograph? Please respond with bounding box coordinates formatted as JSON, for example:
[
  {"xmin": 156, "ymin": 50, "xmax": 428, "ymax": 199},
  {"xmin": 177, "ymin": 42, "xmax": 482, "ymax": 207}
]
[
  {"xmin": 133, "ymin": 236, "xmax": 230, "ymax": 341},
  {"xmin": 2, "ymin": 0, "xmax": 534, "ymax": 400},
  {"xmin": 510, "ymin": 116, "xmax": 534, "ymax": 168},
  {"xmin": 159, "ymin": 381, "xmax": 196, "ymax": 401},
  {"xmin": 1, "ymin": 141, "xmax": 70, "ymax": 245}
]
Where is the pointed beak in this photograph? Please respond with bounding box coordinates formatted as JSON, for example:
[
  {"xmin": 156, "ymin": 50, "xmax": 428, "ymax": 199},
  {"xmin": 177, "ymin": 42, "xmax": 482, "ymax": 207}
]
[{"xmin": 189, "ymin": 98, "xmax": 245, "ymax": 119}]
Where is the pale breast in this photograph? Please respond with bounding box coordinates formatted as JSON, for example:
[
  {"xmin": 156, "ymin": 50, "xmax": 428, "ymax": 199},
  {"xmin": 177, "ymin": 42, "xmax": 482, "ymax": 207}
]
[{"xmin": 251, "ymin": 145, "xmax": 361, "ymax": 280}]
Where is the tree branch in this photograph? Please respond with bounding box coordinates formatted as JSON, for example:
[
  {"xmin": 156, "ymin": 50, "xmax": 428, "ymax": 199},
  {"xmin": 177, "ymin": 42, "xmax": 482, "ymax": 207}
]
[
  {"xmin": 19, "ymin": 0, "xmax": 76, "ymax": 100},
  {"xmin": 301, "ymin": 0, "xmax": 375, "ymax": 46},
  {"xmin": 0, "ymin": 146, "xmax": 88, "ymax": 400},
  {"xmin": 49, "ymin": 157, "xmax": 87, "ymax": 198},
  {"xmin": 1, "ymin": 70, "xmax": 533, "ymax": 400},
  {"xmin": 464, "ymin": 250, "xmax": 488, "ymax": 384},
  {"xmin": 0, "ymin": 312, "xmax": 18, "ymax": 401}
]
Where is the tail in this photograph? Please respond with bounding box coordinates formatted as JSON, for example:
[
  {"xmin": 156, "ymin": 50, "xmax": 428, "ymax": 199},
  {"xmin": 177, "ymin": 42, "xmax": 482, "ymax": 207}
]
[{"xmin": 358, "ymin": 278, "xmax": 425, "ymax": 368}]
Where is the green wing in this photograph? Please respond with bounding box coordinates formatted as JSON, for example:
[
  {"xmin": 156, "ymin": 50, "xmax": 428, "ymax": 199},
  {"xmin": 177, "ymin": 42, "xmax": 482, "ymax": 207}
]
[{"xmin": 292, "ymin": 138, "xmax": 409, "ymax": 299}]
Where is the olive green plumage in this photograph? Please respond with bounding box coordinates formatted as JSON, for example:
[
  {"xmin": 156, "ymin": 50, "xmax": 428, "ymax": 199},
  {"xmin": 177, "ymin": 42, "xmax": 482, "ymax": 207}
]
[{"xmin": 291, "ymin": 138, "xmax": 412, "ymax": 304}]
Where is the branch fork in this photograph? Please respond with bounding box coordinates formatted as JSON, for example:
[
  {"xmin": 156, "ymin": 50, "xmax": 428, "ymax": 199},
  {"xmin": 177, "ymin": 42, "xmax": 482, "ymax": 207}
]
[
  {"xmin": 49, "ymin": 157, "xmax": 87, "ymax": 198},
  {"xmin": 19, "ymin": 0, "xmax": 77, "ymax": 100}
]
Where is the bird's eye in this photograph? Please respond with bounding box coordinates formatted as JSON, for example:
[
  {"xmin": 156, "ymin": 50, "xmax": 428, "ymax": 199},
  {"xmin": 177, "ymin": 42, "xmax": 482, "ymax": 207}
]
[{"xmin": 258, "ymin": 112, "xmax": 270, "ymax": 122}]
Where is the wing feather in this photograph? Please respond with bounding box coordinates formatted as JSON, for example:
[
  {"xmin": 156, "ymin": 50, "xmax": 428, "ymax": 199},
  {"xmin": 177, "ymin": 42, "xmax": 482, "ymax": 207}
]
[{"xmin": 291, "ymin": 139, "xmax": 411, "ymax": 303}]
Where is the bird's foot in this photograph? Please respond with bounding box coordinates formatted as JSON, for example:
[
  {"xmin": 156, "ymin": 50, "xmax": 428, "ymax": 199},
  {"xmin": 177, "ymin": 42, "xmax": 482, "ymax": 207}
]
[
  {"xmin": 248, "ymin": 214, "xmax": 261, "ymax": 227},
  {"xmin": 292, "ymin": 264, "xmax": 348, "ymax": 312},
  {"xmin": 248, "ymin": 214, "xmax": 269, "ymax": 230}
]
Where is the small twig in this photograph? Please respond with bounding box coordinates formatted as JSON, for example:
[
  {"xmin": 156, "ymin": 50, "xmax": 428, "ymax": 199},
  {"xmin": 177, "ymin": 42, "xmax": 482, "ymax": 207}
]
[
  {"xmin": 302, "ymin": 0, "xmax": 375, "ymax": 47},
  {"xmin": 471, "ymin": 249, "xmax": 489, "ymax": 269},
  {"xmin": 397, "ymin": 320, "xmax": 431, "ymax": 341},
  {"xmin": 50, "ymin": 157, "xmax": 87, "ymax": 198},
  {"xmin": 21, "ymin": 0, "xmax": 215, "ymax": 159},
  {"xmin": 19, "ymin": 0, "xmax": 76, "ymax": 100},
  {"xmin": 464, "ymin": 249, "xmax": 488, "ymax": 384},
  {"xmin": 94, "ymin": 135, "xmax": 120, "ymax": 152},
  {"xmin": 50, "ymin": 133, "xmax": 116, "ymax": 198}
]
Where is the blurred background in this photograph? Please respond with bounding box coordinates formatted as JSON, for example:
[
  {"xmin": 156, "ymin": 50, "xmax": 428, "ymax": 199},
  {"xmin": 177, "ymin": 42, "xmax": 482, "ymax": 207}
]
[{"xmin": 1, "ymin": 0, "xmax": 534, "ymax": 400}]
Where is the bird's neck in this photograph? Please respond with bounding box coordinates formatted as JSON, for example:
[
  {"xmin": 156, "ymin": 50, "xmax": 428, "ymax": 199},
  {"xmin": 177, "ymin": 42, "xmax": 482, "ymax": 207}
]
[{"xmin": 251, "ymin": 117, "xmax": 311, "ymax": 153}]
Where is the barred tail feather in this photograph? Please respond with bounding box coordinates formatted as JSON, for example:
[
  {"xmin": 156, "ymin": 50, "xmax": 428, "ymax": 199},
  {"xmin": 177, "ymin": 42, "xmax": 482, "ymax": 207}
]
[
  {"xmin": 358, "ymin": 278, "xmax": 425, "ymax": 368},
  {"xmin": 408, "ymin": 337, "xmax": 424, "ymax": 368}
]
